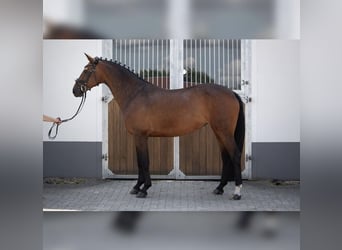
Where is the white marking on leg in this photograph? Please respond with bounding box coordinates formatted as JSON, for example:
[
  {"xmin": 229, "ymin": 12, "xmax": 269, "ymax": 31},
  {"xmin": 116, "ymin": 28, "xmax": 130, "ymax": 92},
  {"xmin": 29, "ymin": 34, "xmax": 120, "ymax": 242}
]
[{"xmin": 234, "ymin": 185, "xmax": 242, "ymax": 196}]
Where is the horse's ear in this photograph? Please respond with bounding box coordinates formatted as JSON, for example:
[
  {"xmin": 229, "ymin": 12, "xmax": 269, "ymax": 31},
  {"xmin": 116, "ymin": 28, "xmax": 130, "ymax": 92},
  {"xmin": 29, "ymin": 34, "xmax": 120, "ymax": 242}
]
[{"xmin": 84, "ymin": 53, "xmax": 95, "ymax": 64}]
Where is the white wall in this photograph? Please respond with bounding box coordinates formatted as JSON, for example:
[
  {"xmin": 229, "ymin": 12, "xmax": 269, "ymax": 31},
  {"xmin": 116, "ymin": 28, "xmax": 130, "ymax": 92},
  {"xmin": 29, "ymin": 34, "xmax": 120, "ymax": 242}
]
[
  {"xmin": 251, "ymin": 40, "xmax": 300, "ymax": 142},
  {"xmin": 43, "ymin": 40, "xmax": 103, "ymax": 142}
]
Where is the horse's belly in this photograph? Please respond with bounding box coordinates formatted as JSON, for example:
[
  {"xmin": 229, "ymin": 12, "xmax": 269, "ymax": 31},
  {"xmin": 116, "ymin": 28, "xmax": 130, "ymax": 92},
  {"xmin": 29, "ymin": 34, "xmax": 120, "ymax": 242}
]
[
  {"xmin": 126, "ymin": 115, "xmax": 206, "ymax": 137},
  {"xmin": 125, "ymin": 99, "xmax": 208, "ymax": 136},
  {"xmin": 148, "ymin": 117, "xmax": 207, "ymax": 137}
]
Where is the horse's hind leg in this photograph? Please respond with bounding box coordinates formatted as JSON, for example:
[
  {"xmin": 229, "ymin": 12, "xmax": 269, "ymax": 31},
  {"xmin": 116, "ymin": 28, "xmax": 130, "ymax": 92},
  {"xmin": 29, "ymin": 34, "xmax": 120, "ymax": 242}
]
[
  {"xmin": 213, "ymin": 132, "xmax": 243, "ymax": 200},
  {"xmin": 213, "ymin": 147, "xmax": 233, "ymax": 195},
  {"xmin": 133, "ymin": 135, "xmax": 152, "ymax": 198},
  {"xmin": 231, "ymin": 147, "xmax": 243, "ymax": 200}
]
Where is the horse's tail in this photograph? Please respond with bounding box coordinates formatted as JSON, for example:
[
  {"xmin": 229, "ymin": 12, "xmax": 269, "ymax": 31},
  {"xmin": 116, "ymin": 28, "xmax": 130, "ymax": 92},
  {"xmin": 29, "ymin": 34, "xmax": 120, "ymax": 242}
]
[{"xmin": 233, "ymin": 92, "xmax": 245, "ymax": 153}]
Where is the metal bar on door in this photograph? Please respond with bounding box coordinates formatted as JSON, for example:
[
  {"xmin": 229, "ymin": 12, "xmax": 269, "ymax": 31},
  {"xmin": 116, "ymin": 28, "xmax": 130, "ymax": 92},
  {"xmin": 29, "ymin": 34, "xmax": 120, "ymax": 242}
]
[
  {"xmin": 235, "ymin": 39, "xmax": 238, "ymax": 89},
  {"xmin": 133, "ymin": 40, "xmax": 135, "ymax": 73},
  {"xmin": 199, "ymin": 39, "xmax": 202, "ymax": 84},
  {"xmin": 152, "ymin": 40, "xmax": 154, "ymax": 84},
  {"xmin": 204, "ymin": 40, "xmax": 206, "ymax": 83},
  {"xmin": 195, "ymin": 39, "xmax": 197, "ymax": 84},
  {"xmin": 208, "ymin": 39, "xmax": 210, "ymax": 83},
  {"xmin": 185, "ymin": 40, "xmax": 188, "ymax": 84},
  {"xmin": 223, "ymin": 40, "xmax": 226, "ymax": 86},
  {"xmin": 235, "ymin": 40, "xmax": 237, "ymax": 89},
  {"xmin": 228, "ymin": 39, "xmax": 230, "ymax": 87},
  {"xmin": 233, "ymin": 39, "xmax": 235, "ymax": 88},
  {"xmin": 128, "ymin": 40, "xmax": 131, "ymax": 69},
  {"xmin": 157, "ymin": 40, "xmax": 159, "ymax": 85},
  {"xmin": 138, "ymin": 39, "xmax": 140, "ymax": 77},
  {"xmin": 218, "ymin": 39, "xmax": 220, "ymax": 85},
  {"xmin": 124, "ymin": 40, "xmax": 126, "ymax": 64},
  {"xmin": 147, "ymin": 40, "xmax": 149, "ymax": 81},
  {"xmin": 239, "ymin": 40, "xmax": 241, "ymax": 90},
  {"xmin": 190, "ymin": 39, "xmax": 192, "ymax": 85},
  {"xmin": 115, "ymin": 39, "xmax": 118, "ymax": 60},
  {"xmin": 119, "ymin": 39, "xmax": 122, "ymax": 62},
  {"xmin": 162, "ymin": 40, "xmax": 165, "ymax": 88},
  {"xmin": 213, "ymin": 39, "xmax": 218, "ymax": 84},
  {"xmin": 169, "ymin": 40, "xmax": 170, "ymax": 86},
  {"xmin": 143, "ymin": 40, "xmax": 145, "ymax": 79},
  {"xmin": 235, "ymin": 39, "xmax": 237, "ymax": 89}
]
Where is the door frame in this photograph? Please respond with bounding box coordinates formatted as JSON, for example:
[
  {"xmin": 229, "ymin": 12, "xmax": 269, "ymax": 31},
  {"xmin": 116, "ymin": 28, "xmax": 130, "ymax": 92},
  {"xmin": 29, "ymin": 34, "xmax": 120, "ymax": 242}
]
[{"xmin": 101, "ymin": 39, "xmax": 252, "ymax": 180}]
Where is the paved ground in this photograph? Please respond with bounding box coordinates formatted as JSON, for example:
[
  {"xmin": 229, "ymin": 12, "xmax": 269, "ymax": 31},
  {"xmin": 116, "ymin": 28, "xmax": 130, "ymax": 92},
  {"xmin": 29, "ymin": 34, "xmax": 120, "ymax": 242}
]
[{"xmin": 43, "ymin": 178, "xmax": 299, "ymax": 211}]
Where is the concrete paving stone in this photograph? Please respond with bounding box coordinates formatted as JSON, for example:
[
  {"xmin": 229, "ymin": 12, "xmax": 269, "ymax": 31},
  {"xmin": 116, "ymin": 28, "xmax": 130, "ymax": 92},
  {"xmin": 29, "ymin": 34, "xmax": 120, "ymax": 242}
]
[{"xmin": 43, "ymin": 179, "xmax": 299, "ymax": 211}]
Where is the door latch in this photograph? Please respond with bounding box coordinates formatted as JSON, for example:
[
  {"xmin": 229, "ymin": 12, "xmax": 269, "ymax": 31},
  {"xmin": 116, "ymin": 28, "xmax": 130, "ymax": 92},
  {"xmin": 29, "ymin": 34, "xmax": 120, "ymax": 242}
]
[{"xmin": 102, "ymin": 153, "xmax": 108, "ymax": 161}]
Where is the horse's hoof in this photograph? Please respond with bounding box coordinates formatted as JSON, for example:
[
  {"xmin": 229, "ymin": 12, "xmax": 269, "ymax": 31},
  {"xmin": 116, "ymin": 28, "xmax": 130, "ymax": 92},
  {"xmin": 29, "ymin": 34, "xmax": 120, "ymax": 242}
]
[
  {"xmin": 213, "ymin": 188, "xmax": 224, "ymax": 195},
  {"xmin": 129, "ymin": 188, "xmax": 140, "ymax": 195},
  {"xmin": 136, "ymin": 191, "xmax": 147, "ymax": 198},
  {"xmin": 233, "ymin": 194, "xmax": 241, "ymax": 200}
]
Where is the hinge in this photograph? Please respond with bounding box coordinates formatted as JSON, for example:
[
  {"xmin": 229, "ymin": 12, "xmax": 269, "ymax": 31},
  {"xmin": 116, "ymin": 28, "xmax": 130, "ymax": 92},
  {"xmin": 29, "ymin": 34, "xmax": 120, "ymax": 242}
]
[
  {"xmin": 102, "ymin": 153, "xmax": 108, "ymax": 161},
  {"xmin": 241, "ymin": 80, "xmax": 249, "ymax": 85},
  {"xmin": 101, "ymin": 95, "xmax": 111, "ymax": 103},
  {"xmin": 245, "ymin": 154, "xmax": 252, "ymax": 162},
  {"xmin": 243, "ymin": 96, "xmax": 252, "ymax": 103}
]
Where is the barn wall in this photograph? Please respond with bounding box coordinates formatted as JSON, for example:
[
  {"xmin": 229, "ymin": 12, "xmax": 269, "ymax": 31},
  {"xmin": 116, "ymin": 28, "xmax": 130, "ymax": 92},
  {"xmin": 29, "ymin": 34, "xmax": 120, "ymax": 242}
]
[
  {"xmin": 250, "ymin": 40, "xmax": 300, "ymax": 180},
  {"xmin": 43, "ymin": 39, "xmax": 300, "ymax": 180},
  {"xmin": 43, "ymin": 40, "xmax": 103, "ymax": 177}
]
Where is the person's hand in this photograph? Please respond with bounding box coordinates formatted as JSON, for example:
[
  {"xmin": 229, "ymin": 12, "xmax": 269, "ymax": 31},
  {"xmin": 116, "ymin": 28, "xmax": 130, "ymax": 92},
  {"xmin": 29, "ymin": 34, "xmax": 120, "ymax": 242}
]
[{"xmin": 54, "ymin": 117, "xmax": 62, "ymax": 124}]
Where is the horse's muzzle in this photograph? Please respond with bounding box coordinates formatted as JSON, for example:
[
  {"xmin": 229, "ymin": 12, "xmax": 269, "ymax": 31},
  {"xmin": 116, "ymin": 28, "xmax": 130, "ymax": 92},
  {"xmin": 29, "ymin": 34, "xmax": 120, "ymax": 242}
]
[
  {"xmin": 73, "ymin": 85, "xmax": 84, "ymax": 97},
  {"xmin": 73, "ymin": 79, "xmax": 89, "ymax": 97}
]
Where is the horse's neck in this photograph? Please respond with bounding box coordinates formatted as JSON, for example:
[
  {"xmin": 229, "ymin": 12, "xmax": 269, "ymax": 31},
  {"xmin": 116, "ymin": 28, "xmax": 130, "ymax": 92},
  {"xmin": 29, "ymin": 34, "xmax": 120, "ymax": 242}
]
[{"xmin": 103, "ymin": 64, "xmax": 146, "ymax": 109}]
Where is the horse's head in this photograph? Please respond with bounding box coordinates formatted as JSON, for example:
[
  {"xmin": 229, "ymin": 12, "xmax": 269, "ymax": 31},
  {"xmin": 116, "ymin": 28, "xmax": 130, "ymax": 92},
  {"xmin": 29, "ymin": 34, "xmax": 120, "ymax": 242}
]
[{"xmin": 73, "ymin": 53, "xmax": 101, "ymax": 97}]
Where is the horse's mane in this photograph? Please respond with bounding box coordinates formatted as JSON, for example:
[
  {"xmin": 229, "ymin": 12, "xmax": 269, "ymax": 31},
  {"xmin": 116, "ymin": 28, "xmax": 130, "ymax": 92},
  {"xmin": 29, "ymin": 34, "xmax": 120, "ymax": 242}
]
[{"xmin": 97, "ymin": 57, "xmax": 153, "ymax": 85}]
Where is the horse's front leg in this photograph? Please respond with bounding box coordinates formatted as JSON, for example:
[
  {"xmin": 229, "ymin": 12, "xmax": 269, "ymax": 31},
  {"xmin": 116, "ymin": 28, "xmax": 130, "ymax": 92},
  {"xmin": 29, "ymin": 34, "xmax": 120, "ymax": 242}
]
[
  {"xmin": 133, "ymin": 135, "xmax": 151, "ymax": 198},
  {"xmin": 129, "ymin": 136, "xmax": 145, "ymax": 195},
  {"xmin": 129, "ymin": 167, "xmax": 145, "ymax": 195}
]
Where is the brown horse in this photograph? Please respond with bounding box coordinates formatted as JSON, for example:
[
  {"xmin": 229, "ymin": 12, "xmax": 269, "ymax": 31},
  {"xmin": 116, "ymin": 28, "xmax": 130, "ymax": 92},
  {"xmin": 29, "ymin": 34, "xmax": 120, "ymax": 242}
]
[{"xmin": 73, "ymin": 54, "xmax": 245, "ymax": 200}]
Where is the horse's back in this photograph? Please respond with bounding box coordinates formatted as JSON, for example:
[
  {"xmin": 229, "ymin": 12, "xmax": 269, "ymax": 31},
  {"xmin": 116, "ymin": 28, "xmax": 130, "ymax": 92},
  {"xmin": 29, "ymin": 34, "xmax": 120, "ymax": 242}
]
[
  {"xmin": 187, "ymin": 84, "xmax": 239, "ymax": 111},
  {"xmin": 147, "ymin": 83, "xmax": 238, "ymax": 114}
]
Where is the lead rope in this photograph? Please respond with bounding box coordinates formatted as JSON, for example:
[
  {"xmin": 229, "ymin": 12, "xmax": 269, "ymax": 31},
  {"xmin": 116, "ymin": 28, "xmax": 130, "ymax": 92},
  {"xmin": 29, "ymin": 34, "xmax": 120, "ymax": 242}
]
[{"xmin": 48, "ymin": 92, "xmax": 87, "ymax": 140}]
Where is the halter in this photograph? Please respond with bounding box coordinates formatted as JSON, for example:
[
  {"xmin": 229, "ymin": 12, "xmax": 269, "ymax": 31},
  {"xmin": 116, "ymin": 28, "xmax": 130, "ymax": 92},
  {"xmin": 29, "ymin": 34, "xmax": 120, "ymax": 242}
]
[
  {"xmin": 48, "ymin": 58, "xmax": 99, "ymax": 140},
  {"xmin": 75, "ymin": 57, "xmax": 99, "ymax": 93}
]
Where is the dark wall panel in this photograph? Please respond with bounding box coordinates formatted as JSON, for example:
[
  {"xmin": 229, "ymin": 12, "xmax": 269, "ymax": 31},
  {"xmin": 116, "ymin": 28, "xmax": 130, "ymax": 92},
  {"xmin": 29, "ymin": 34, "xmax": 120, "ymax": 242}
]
[
  {"xmin": 43, "ymin": 142, "xmax": 102, "ymax": 178},
  {"xmin": 252, "ymin": 142, "xmax": 300, "ymax": 180}
]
